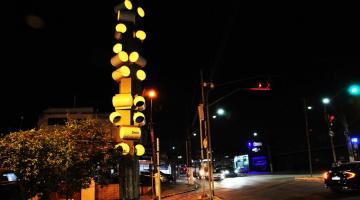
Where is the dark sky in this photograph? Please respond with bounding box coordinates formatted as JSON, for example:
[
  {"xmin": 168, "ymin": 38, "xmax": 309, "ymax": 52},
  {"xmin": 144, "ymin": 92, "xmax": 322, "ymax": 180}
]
[{"xmin": 2, "ymin": 1, "xmax": 360, "ymax": 162}]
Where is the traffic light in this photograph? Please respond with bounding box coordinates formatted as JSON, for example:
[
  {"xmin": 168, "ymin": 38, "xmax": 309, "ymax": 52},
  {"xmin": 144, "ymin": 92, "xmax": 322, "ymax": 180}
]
[
  {"xmin": 329, "ymin": 115, "xmax": 335, "ymax": 123},
  {"xmin": 348, "ymin": 84, "xmax": 360, "ymax": 96},
  {"xmin": 327, "ymin": 114, "xmax": 335, "ymax": 127},
  {"xmin": 109, "ymin": 0, "xmax": 148, "ymax": 157}
]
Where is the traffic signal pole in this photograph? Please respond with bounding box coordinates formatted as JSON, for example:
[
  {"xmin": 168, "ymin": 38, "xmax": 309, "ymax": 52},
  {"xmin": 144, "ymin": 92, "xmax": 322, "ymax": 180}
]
[
  {"xmin": 197, "ymin": 104, "xmax": 207, "ymax": 199},
  {"xmin": 323, "ymin": 106, "xmax": 337, "ymax": 164},
  {"xmin": 197, "ymin": 73, "xmax": 272, "ymax": 200}
]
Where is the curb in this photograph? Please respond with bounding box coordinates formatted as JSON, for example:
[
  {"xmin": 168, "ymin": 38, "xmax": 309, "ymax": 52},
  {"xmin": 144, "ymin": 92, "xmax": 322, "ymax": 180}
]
[{"xmin": 161, "ymin": 182, "xmax": 200, "ymax": 198}]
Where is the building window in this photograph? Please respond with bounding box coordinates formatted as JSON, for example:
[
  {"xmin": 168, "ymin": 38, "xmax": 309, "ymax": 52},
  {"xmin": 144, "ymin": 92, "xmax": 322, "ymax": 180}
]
[{"xmin": 48, "ymin": 118, "xmax": 67, "ymax": 126}]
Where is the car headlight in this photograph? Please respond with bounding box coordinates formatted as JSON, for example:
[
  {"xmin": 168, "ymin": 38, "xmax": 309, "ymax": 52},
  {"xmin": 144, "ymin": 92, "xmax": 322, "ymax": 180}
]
[{"xmin": 323, "ymin": 171, "xmax": 329, "ymax": 180}]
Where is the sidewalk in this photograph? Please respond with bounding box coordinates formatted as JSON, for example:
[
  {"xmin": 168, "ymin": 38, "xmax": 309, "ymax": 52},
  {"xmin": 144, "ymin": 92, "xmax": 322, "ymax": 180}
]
[{"xmin": 140, "ymin": 179, "xmax": 199, "ymax": 200}]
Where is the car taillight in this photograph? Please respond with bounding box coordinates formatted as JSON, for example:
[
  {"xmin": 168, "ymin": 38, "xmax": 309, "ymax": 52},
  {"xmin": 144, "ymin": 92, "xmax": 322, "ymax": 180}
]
[
  {"xmin": 323, "ymin": 172, "xmax": 329, "ymax": 179},
  {"xmin": 344, "ymin": 171, "xmax": 356, "ymax": 179}
]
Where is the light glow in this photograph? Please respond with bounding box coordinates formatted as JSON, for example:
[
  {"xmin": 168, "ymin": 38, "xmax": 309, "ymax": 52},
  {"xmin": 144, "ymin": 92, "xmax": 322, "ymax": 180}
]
[
  {"xmin": 217, "ymin": 108, "xmax": 225, "ymax": 115},
  {"xmin": 148, "ymin": 90, "xmax": 157, "ymax": 98},
  {"xmin": 348, "ymin": 84, "xmax": 360, "ymax": 96},
  {"xmin": 137, "ymin": 7, "xmax": 145, "ymax": 17},
  {"xmin": 351, "ymin": 137, "xmax": 359, "ymax": 144},
  {"xmin": 136, "ymin": 69, "xmax": 146, "ymax": 81},
  {"xmin": 124, "ymin": 0, "xmax": 133, "ymax": 10},
  {"xmin": 129, "ymin": 51, "xmax": 139, "ymax": 62},
  {"xmin": 112, "ymin": 66, "xmax": 130, "ymax": 81},
  {"xmin": 135, "ymin": 144, "xmax": 145, "ymax": 156},
  {"xmin": 345, "ymin": 171, "xmax": 356, "ymax": 179},
  {"xmin": 118, "ymin": 51, "xmax": 129, "ymax": 62},
  {"xmin": 322, "ymin": 97, "xmax": 330, "ymax": 104},
  {"xmin": 115, "ymin": 23, "xmax": 127, "ymax": 33},
  {"xmin": 323, "ymin": 172, "xmax": 329, "ymax": 179},
  {"xmin": 135, "ymin": 30, "xmax": 146, "ymax": 40},
  {"xmin": 113, "ymin": 43, "xmax": 123, "ymax": 53}
]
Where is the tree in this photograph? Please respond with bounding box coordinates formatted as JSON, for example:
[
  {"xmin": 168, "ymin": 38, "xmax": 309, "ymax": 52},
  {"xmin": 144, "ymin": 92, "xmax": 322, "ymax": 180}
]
[{"xmin": 0, "ymin": 118, "xmax": 115, "ymax": 199}]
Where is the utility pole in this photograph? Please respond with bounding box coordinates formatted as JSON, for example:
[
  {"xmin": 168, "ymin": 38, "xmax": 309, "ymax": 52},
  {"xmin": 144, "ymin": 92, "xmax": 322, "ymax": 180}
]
[
  {"xmin": 198, "ymin": 103, "xmax": 207, "ymax": 199},
  {"xmin": 200, "ymin": 70, "xmax": 214, "ymax": 200},
  {"xmin": 303, "ymin": 98, "xmax": 313, "ymax": 177}
]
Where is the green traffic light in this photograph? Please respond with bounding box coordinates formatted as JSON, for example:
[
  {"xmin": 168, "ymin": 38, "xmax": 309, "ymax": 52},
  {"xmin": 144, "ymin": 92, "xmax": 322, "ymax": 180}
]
[{"xmin": 348, "ymin": 84, "xmax": 360, "ymax": 96}]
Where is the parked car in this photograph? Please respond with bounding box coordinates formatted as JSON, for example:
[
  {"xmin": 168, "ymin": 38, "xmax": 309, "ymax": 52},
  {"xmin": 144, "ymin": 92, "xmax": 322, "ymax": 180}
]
[
  {"xmin": 0, "ymin": 168, "xmax": 26, "ymax": 200},
  {"xmin": 160, "ymin": 171, "xmax": 175, "ymax": 183},
  {"xmin": 207, "ymin": 168, "xmax": 225, "ymax": 181},
  {"xmin": 213, "ymin": 168, "xmax": 225, "ymax": 181},
  {"xmin": 140, "ymin": 171, "xmax": 174, "ymax": 184},
  {"xmin": 220, "ymin": 167, "xmax": 238, "ymax": 178},
  {"xmin": 323, "ymin": 161, "xmax": 360, "ymax": 193}
]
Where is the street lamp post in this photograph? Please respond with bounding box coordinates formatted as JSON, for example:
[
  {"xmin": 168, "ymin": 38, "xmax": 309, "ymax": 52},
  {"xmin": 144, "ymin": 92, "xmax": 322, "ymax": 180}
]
[
  {"xmin": 303, "ymin": 98, "xmax": 313, "ymax": 177},
  {"xmin": 147, "ymin": 89, "xmax": 161, "ymax": 199}
]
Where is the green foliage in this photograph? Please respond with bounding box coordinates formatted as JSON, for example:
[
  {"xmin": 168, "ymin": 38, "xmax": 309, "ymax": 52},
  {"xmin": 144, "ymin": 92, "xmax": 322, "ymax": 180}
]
[{"xmin": 0, "ymin": 118, "xmax": 115, "ymax": 199}]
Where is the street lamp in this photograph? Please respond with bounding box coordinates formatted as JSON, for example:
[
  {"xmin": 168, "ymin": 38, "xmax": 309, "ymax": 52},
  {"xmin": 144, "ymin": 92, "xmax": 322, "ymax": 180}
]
[
  {"xmin": 147, "ymin": 89, "xmax": 157, "ymax": 164},
  {"xmin": 322, "ymin": 97, "xmax": 337, "ymax": 164},
  {"xmin": 146, "ymin": 88, "xmax": 160, "ymax": 199},
  {"xmin": 322, "ymin": 97, "xmax": 330, "ymax": 105},
  {"xmin": 216, "ymin": 108, "xmax": 225, "ymax": 116}
]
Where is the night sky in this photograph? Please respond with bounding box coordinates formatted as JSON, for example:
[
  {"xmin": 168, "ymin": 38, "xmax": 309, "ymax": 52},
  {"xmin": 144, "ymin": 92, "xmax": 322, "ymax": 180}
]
[{"xmin": 2, "ymin": 1, "xmax": 360, "ymax": 167}]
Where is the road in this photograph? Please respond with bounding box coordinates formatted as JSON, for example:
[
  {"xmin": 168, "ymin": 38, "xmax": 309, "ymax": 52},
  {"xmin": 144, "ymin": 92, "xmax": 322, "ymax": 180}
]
[{"xmin": 163, "ymin": 174, "xmax": 360, "ymax": 200}]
